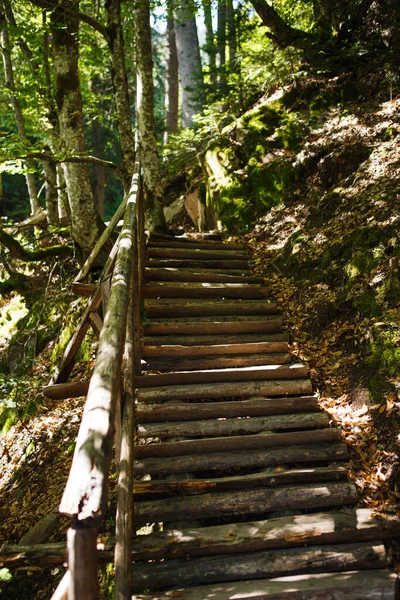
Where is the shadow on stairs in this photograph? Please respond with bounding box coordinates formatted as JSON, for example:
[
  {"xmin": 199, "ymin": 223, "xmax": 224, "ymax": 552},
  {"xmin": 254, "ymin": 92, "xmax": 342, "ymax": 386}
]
[{"xmin": 132, "ymin": 232, "xmax": 400, "ymax": 599}]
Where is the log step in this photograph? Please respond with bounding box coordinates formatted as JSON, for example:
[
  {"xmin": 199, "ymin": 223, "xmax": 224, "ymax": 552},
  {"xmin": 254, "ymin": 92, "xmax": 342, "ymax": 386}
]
[
  {"xmin": 133, "ymin": 482, "xmax": 356, "ymax": 528},
  {"xmin": 132, "ymin": 569, "xmax": 398, "ymax": 600},
  {"xmin": 142, "ymin": 341, "xmax": 289, "ymax": 358},
  {"xmin": 131, "ymin": 541, "xmax": 385, "ymax": 592},
  {"xmin": 149, "ymin": 232, "xmax": 224, "ymax": 243},
  {"xmin": 137, "ymin": 395, "xmax": 321, "ymax": 423},
  {"xmin": 144, "ymin": 284, "xmax": 267, "ymax": 299},
  {"xmin": 144, "ymin": 299, "xmax": 279, "ymax": 318},
  {"xmin": 134, "ymin": 466, "xmax": 349, "ymax": 498},
  {"xmin": 145, "ymin": 269, "xmax": 263, "ymax": 284},
  {"xmin": 146, "ymin": 259, "xmax": 250, "ymax": 270},
  {"xmin": 137, "ymin": 370, "xmax": 311, "ymax": 398},
  {"xmin": 138, "ymin": 412, "xmax": 330, "ymax": 440},
  {"xmin": 133, "ymin": 508, "xmax": 398, "ymax": 560},
  {"xmin": 147, "ymin": 247, "xmax": 248, "ymax": 260},
  {"xmin": 134, "ymin": 442, "xmax": 348, "ymax": 476},
  {"xmin": 144, "ymin": 333, "xmax": 290, "ymax": 347},
  {"xmin": 144, "ymin": 318, "xmax": 282, "ymax": 336},
  {"xmin": 136, "ymin": 428, "xmax": 342, "ymax": 459},
  {"xmin": 147, "ymin": 240, "xmax": 246, "ymax": 251},
  {"xmin": 142, "ymin": 352, "xmax": 292, "ymax": 372}
]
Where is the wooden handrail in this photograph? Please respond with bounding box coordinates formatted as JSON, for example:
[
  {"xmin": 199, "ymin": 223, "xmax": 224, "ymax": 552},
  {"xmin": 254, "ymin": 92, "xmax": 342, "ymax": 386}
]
[{"xmin": 52, "ymin": 157, "xmax": 144, "ymax": 600}]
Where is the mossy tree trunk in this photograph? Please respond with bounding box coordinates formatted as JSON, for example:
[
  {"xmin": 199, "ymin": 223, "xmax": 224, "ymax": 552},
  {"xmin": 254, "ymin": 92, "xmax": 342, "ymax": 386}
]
[
  {"xmin": 49, "ymin": 0, "xmax": 101, "ymax": 253},
  {"xmin": 217, "ymin": 0, "xmax": 227, "ymax": 93},
  {"xmin": 105, "ymin": 0, "xmax": 135, "ymax": 190},
  {"xmin": 174, "ymin": 0, "xmax": 203, "ymax": 128},
  {"xmin": 202, "ymin": 0, "xmax": 217, "ymax": 88},
  {"xmin": 0, "ymin": 4, "xmax": 40, "ymax": 215},
  {"xmin": 134, "ymin": 0, "xmax": 167, "ymax": 233},
  {"xmin": 164, "ymin": 3, "xmax": 179, "ymax": 145}
]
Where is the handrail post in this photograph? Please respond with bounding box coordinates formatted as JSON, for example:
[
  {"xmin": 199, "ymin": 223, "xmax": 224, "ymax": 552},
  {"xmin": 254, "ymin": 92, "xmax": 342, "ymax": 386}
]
[{"xmin": 67, "ymin": 520, "xmax": 99, "ymax": 600}]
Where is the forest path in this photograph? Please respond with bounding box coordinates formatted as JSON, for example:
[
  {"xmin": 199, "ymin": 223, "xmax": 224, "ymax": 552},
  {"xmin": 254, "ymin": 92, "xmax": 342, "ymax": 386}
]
[{"xmin": 131, "ymin": 232, "xmax": 400, "ymax": 599}]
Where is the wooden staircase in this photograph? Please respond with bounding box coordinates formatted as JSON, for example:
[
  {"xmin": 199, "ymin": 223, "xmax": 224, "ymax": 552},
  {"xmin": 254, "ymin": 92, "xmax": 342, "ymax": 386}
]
[{"xmin": 131, "ymin": 234, "xmax": 400, "ymax": 599}]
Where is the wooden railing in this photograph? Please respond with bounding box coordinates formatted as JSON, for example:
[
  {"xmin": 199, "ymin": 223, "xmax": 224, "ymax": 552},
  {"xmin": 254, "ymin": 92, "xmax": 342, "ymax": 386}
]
[{"xmin": 50, "ymin": 156, "xmax": 145, "ymax": 600}]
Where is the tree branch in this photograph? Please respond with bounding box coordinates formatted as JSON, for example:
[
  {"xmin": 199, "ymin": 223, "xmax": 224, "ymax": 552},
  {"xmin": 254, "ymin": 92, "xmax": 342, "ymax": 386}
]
[
  {"xmin": 0, "ymin": 229, "xmax": 73, "ymax": 261},
  {"xmin": 250, "ymin": 0, "xmax": 312, "ymax": 49},
  {"xmin": 79, "ymin": 12, "xmax": 109, "ymax": 41}
]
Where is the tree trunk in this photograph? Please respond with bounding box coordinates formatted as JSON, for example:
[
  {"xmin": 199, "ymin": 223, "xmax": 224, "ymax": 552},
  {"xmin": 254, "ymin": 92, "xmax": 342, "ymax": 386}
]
[
  {"xmin": 227, "ymin": 0, "xmax": 237, "ymax": 71},
  {"xmin": 174, "ymin": 0, "xmax": 203, "ymax": 128},
  {"xmin": 42, "ymin": 157, "xmax": 59, "ymax": 226},
  {"xmin": 105, "ymin": 0, "xmax": 135, "ymax": 190},
  {"xmin": 49, "ymin": 0, "xmax": 101, "ymax": 253},
  {"xmin": 134, "ymin": 0, "xmax": 167, "ymax": 232},
  {"xmin": 164, "ymin": 7, "xmax": 179, "ymax": 145},
  {"xmin": 249, "ymin": 0, "xmax": 311, "ymax": 48},
  {"xmin": 0, "ymin": 4, "xmax": 40, "ymax": 215},
  {"xmin": 217, "ymin": 0, "xmax": 227, "ymax": 92},
  {"xmin": 202, "ymin": 0, "xmax": 217, "ymax": 87},
  {"xmin": 90, "ymin": 76, "xmax": 105, "ymax": 218}
]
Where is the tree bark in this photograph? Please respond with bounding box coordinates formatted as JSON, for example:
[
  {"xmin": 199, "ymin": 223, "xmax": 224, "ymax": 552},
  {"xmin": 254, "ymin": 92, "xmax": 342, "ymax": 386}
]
[
  {"xmin": 174, "ymin": 0, "xmax": 203, "ymax": 128},
  {"xmin": 105, "ymin": 0, "xmax": 135, "ymax": 190},
  {"xmin": 42, "ymin": 156, "xmax": 59, "ymax": 226},
  {"xmin": 217, "ymin": 0, "xmax": 227, "ymax": 91},
  {"xmin": 202, "ymin": 0, "xmax": 217, "ymax": 87},
  {"xmin": 134, "ymin": 0, "xmax": 167, "ymax": 232},
  {"xmin": 49, "ymin": 0, "xmax": 101, "ymax": 253},
  {"xmin": 227, "ymin": 0, "xmax": 237, "ymax": 70},
  {"xmin": 90, "ymin": 76, "xmax": 105, "ymax": 218},
  {"xmin": 164, "ymin": 7, "xmax": 179, "ymax": 145},
  {"xmin": 0, "ymin": 4, "xmax": 40, "ymax": 215}
]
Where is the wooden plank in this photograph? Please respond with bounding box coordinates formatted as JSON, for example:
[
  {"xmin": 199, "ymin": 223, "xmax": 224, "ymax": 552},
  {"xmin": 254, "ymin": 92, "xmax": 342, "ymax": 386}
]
[
  {"xmin": 149, "ymin": 232, "xmax": 224, "ymax": 243},
  {"xmin": 136, "ymin": 363, "xmax": 307, "ymax": 389},
  {"xmin": 134, "ymin": 442, "xmax": 348, "ymax": 476},
  {"xmin": 143, "ymin": 285, "xmax": 266, "ymax": 299},
  {"xmin": 134, "ymin": 482, "xmax": 356, "ymax": 527},
  {"xmin": 145, "ymin": 269, "xmax": 262, "ymax": 284},
  {"xmin": 88, "ymin": 312, "xmax": 103, "ymax": 337},
  {"xmin": 142, "ymin": 352, "xmax": 292, "ymax": 371},
  {"xmin": 144, "ymin": 300, "xmax": 279, "ymax": 318},
  {"xmin": 138, "ymin": 412, "xmax": 330, "ymax": 440},
  {"xmin": 146, "ymin": 259, "xmax": 250, "ymax": 270},
  {"xmin": 51, "ymin": 285, "xmax": 102, "ymax": 384},
  {"xmin": 135, "ymin": 428, "xmax": 341, "ymax": 459},
  {"xmin": 147, "ymin": 240, "xmax": 246, "ymax": 251},
  {"xmin": 147, "ymin": 248, "xmax": 248, "ymax": 260},
  {"xmin": 142, "ymin": 341, "xmax": 289, "ymax": 358},
  {"xmin": 137, "ymin": 375, "xmax": 312, "ymax": 402},
  {"xmin": 75, "ymin": 194, "xmax": 128, "ymax": 283},
  {"xmin": 132, "ymin": 570, "xmax": 398, "ymax": 600},
  {"xmin": 72, "ymin": 283, "xmax": 96, "ymax": 297},
  {"xmin": 43, "ymin": 380, "xmax": 90, "ymax": 400},
  {"xmin": 67, "ymin": 525, "xmax": 99, "ymax": 600},
  {"xmin": 144, "ymin": 319, "xmax": 282, "ymax": 336},
  {"xmin": 5, "ymin": 511, "xmax": 400, "ymax": 569},
  {"xmin": 132, "ymin": 508, "xmax": 398, "ymax": 560},
  {"xmin": 133, "ymin": 467, "xmax": 348, "ymax": 498},
  {"xmin": 131, "ymin": 542, "xmax": 386, "ymax": 592},
  {"xmin": 144, "ymin": 333, "xmax": 289, "ymax": 346},
  {"xmin": 137, "ymin": 395, "xmax": 320, "ymax": 423}
]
